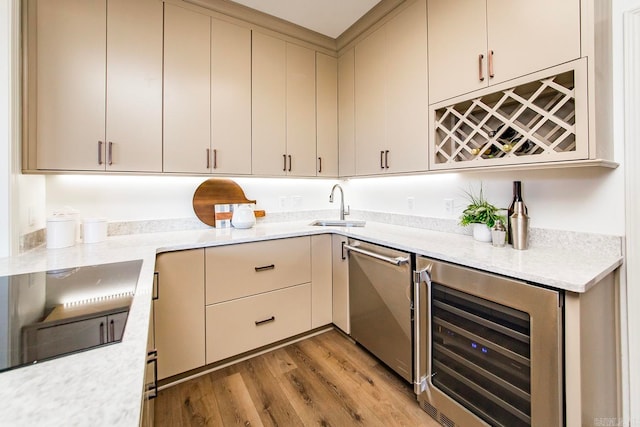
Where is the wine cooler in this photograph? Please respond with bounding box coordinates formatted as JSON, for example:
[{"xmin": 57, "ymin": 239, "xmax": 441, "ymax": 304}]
[{"xmin": 414, "ymin": 257, "xmax": 563, "ymax": 427}]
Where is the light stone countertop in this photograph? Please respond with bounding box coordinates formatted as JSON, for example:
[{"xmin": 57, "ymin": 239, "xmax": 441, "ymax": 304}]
[{"xmin": 0, "ymin": 221, "xmax": 623, "ymax": 426}]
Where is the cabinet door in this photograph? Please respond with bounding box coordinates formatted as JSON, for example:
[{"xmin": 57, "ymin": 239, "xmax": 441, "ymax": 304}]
[
  {"xmin": 316, "ymin": 53, "xmax": 339, "ymax": 177},
  {"xmin": 338, "ymin": 49, "xmax": 356, "ymax": 177},
  {"xmin": 487, "ymin": 0, "xmax": 580, "ymax": 86},
  {"xmin": 252, "ymin": 32, "xmax": 287, "ymax": 176},
  {"xmin": 311, "ymin": 235, "xmax": 333, "ymax": 328},
  {"xmin": 35, "ymin": 0, "xmax": 106, "ymax": 171},
  {"xmin": 106, "ymin": 0, "xmax": 162, "ymax": 172},
  {"xmin": 331, "ymin": 235, "xmax": 349, "ymax": 333},
  {"xmin": 427, "ymin": 0, "xmax": 488, "ymax": 104},
  {"xmin": 286, "ymin": 43, "xmax": 317, "ymax": 177},
  {"xmin": 205, "ymin": 237, "xmax": 311, "ymax": 304},
  {"xmin": 155, "ymin": 249, "xmax": 205, "ymax": 380},
  {"xmin": 30, "ymin": 317, "xmax": 107, "ymax": 361},
  {"xmin": 163, "ymin": 5, "xmax": 211, "ymax": 173},
  {"xmin": 211, "ymin": 18, "xmax": 252, "ymax": 175},
  {"xmin": 385, "ymin": 0, "xmax": 428, "ymax": 173},
  {"xmin": 355, "ymin": 27, "xmax": 386, "ymax": 175}
]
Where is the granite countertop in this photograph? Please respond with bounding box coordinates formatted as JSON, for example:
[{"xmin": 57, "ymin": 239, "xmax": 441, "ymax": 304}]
[{"xmin": 0, "ymin": 221, "xmax": 623, "ymax": 426}]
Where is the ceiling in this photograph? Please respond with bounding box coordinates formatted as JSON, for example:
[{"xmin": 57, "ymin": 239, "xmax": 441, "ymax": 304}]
[{"xmin": 228, "ymin": 0, "xmax": 382, "ymax": 39}]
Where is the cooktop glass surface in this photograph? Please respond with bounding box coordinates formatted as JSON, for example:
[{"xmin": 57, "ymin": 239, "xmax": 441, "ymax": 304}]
[{"xmin": 0, "ymin": 260, "xmax": 142, "ymax": 373}]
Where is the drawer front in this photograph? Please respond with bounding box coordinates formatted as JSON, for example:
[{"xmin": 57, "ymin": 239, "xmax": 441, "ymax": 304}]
[
  {"xmin": 205, "ymin": 237, "xmax": 311, "ymax": 304},
  {"xmin": 205, "ymin": 283, "xmax": 311, "ymax": 363}
]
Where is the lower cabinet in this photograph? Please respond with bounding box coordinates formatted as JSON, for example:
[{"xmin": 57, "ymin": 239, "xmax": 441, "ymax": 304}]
[
  {"xmin": 205, "ymin": 283, "xmax": 311, "ymax": 363},
  {"xmin": 331, "ymin": 234, "xmax": 349, "ymax": 333},
  {"xmin": 154, "ymin": 249, "xmax": 205, "ymax": 380},
  {"xmin": 154, "ymin": 236, "xmax": 332, "ymax": 380}
]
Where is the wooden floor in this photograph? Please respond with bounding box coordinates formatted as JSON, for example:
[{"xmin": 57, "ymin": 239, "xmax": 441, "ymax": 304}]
[{"xmin": 155, "ymin": 329, "xmax": 440, "ymax": 426}]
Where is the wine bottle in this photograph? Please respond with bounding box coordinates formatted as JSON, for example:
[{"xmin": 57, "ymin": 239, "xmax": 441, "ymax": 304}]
[{"xmin": 507, "ymin": 181, "xmax": 527, "ymax": 244}]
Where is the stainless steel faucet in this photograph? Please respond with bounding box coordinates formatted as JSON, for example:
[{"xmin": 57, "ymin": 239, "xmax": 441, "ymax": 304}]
[{"xmin": 329, "ymin": 184, "xmax": 350, "ymax": 220}]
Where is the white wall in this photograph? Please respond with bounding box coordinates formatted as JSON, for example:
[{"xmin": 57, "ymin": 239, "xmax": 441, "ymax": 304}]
[{"xmin": 46, "ymin": 175, "xmax": 340, "ymax": 222}]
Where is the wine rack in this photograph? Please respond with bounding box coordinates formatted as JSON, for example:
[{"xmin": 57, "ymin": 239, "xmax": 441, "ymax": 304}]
[{"xmin": 430, "ymin": 60, "xmax": 588, "ymax": 170}]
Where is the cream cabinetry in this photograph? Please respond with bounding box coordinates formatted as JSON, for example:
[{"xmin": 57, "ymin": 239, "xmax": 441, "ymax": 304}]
[
  {"xmin": 205, "ymin": 237, "xmax": 314, "ymax": 364},
  {"xmin": 205, "ymin": 237, "xmax": 311, "ymax": 304},
  {"xmin": 316, "ymin": 53, "xmax": 339, "ymax": 177},
  {"xmin": 354, "ymin": 0, "xmax": 428, "ymax": 175},
  {"xmin": 427, "ymin": 0, "xmax": 581, "ymax": 104},
  {"xmin": 252, "ymin": 32, "xmax": 317, "ymax": 176},
  {"xmin": 163, "ymin": 6, "xmax": 252, "ymax": 175},
  {"xmin": 154, "ymin": 249, "xmax": 205, "ymax": 380},
  {"xmin": 205, "ymin": 284, "xmax": 311, "ymax": 363},
  {"xmin": 331, "ymin": 235, "xmax": 349, "ymax": 334},
  {"xmin": 28, "ymin": 0, "xmax": 162, "ymax": 172},
  {"xmin": 311, "ymin": 235, "xmax": 333, "ymax": 328},
  {"xmin": 338, "ymin": 48, "xmax": 356, "ymax": 177}
]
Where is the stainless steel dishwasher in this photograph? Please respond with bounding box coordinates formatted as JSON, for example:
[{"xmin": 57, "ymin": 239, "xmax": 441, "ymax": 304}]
[{"xmin": 346, "ymin": 239, "xmax": 413, "ymax": 382}]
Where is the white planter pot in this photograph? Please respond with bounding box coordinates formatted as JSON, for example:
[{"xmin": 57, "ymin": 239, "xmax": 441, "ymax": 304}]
[{"xmin": 472, "ymin": 223, "xmax": 492, "ymax": 242}]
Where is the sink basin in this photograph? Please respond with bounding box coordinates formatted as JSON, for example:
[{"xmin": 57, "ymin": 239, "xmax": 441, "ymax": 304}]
[{"xmin": 310, "ymin": 219, "xmax": 366, "ymax": 227}]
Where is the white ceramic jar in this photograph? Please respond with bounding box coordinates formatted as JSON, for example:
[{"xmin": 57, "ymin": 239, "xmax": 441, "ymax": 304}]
[
  {"xmin": 83, "ymin": 218, "xmax": 107, "ymax": 243},
  {"xmin": 231, "ymin": 204, "xmax": 256, "ymax": 229},
  {"xmin": 46, "ymin": 216, "xmax": 76, "ymax": 249}
]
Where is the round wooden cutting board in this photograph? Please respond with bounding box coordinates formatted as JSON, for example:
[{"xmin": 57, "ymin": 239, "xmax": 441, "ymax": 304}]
[{"xmin": 192, "ymin": 178, "xmax": 256, "ymax": 227}]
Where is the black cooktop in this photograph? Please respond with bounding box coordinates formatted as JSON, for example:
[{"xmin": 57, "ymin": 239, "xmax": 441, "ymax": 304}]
[{"xmin": 0, "ymin": 260, "xmax": 142, "ymax": 373}]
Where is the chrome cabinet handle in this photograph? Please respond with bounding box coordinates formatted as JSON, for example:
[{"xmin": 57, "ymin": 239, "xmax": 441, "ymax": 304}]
[
  {"xmin": 213, "ymin": 149, "xmax": 217, "ymax": 169},
  {"xmin": 107, "ymin": 142, "xmax": 113, "ymax": 166},
  {"xmin": 344, "ymin": 243, "xmax": 409, "ymax": 266},
  {"xmin": 283, "ymin": 154, "xmax": 287, "ymax": 172},
  {"xmin": 413, "ymin": 267, "xmax": 432, "ymax": 394},
  {"xmin": 385, "ymin": 150, "xmax": 390, "ymax": 169},
  {"xmin": 98, "ymin": 141, "xmax": 104, "ymax": 165},
  {"xmin": 206, "ymin": 148, "xmax": 211, "ymax": 169},
  {"xmin": 489, "ymin": 50, "xmax": 495, "ymax": 78},
  {"xmin": 318, "ymin": 157, "xmax": 322, "ymax": 173},
  {"xmin": 288, "ymin": 155, "xmax": 292, "ymax": 172},
  {"xmin": 146, "ymin": 349, "xmax": 158, "ymax": 400},
  {"xmin": 380, "ymin": 151, "xmax": 385, "ymax": 169},
  {"xmin": 254, "ymin": 264, "xmax": 275, "ymax": 272},
  {"xmin": 255, "ymin": 316, "xmax": 275, "ymax": 326},
  {"xmin": 478, "ymin": 53, "xmax": 485, "ymax": 81}
]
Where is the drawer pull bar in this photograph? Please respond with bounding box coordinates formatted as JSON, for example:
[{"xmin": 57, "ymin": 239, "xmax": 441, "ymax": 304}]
[
  {"xmin": 254, "ymin": 264, "xmax": 275, "ymax": 272},
  {"xmin": 255, "ymin": 316, "xmax": 275, "ymax": 326}
]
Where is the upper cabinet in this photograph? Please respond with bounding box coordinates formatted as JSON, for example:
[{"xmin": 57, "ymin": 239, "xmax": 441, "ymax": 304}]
[
  {"xmin": 252, "ymin": 32, "xmax": 318, "ymax": 177},
  {"xmin": 354, "ymin": 0, "xmax": 428, "ymax": 176},
  {"xmin": 427, "ymin": 0, "xmax": 581, "ymax": 104},
  {"xmin": 163, "ymin": 5, "xmax": 252, "ymax": 175},
  {"xmin": 163, "ymin": 4, "xmax": 211, "ymax": 174},
  {"xmin": 316, "ymin": 53, "xmax": 339, "ymax": 177},
  {"xmin": 338, "ymin": 49, "xmax": 356, "ymax": 177},
  {"xmin": 29, "ymin": 0, "xmax": 162, "ymax": 172}
]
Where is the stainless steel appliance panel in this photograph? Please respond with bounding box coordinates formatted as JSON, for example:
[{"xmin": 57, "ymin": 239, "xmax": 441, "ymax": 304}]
[
  {"xmin": 414, "ymin": 256, "xmax": 562, "ymax": 427},
  {"xmin": 347, "ymin": 240, "xmax": 412, "ymax": 382}
]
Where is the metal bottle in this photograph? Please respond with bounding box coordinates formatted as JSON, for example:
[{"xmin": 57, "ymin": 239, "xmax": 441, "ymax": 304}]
[{"xmin": 510, "ymin": 201, "xmax": 529, "ymax": 250}]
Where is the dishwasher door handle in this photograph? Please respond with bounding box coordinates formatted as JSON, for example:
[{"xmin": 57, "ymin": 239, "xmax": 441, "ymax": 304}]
[{"xmin": 344, "ymin": 244, "xmax": 410, "ymax": 266}]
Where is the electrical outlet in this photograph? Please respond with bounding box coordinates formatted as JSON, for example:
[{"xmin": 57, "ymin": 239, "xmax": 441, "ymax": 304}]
[
  {"xmin": 279, "ymin": 196, "xmax": 287, "ymax": 209},
  {"xmin": 407, "ymin": 197, "xmax": 415, "ymax": 210},
  {"xmin": 28, "ymin": 206, "xmax": 35, "ymax": 227},
  {"xmin": 292, "ymin": 196, "xmax": 303, "ymax": 208},
  {"xmin": 444, "ymin": 199, "xmax": 454, "ymax": 217}
]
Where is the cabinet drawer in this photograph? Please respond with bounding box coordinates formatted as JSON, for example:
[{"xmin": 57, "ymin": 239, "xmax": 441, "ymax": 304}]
[
  {"xmin": 205, "ymin": 283, "xmax": 311, "ymax": 363},
  {"xmin": 205, "ymin": 237, "xmax": 311, "ymax": 304}
]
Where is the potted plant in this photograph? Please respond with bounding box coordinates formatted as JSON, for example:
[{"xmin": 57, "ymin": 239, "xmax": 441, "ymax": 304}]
[{"xmin": 460, "ymin": 186, "xmax": 505, "ymax": 242}]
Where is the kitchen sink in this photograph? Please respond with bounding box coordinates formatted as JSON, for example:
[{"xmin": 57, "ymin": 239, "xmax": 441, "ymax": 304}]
[{"xmin": 309, "ymin": 219, "xmax": 366, "ymax": 227}]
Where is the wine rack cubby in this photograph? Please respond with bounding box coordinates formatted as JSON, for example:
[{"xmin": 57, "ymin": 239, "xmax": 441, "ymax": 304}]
[{"xmin": 430, "ymin": 60, "xmax": 588, "ymax": 170}]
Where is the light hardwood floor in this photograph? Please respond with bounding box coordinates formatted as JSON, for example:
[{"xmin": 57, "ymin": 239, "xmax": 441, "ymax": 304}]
[{"xmin": 155, "ymin": 329, "xmax": 440, "ymax": 426}]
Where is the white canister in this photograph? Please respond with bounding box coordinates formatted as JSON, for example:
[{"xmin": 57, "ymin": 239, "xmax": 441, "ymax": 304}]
[
  {"xmin": 46, "ymin": 216, "xmax": 77, "ymax": 249},
  {"xmin": 83, "ymin": 218, "xmax": 108, "ymax": 244}
]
